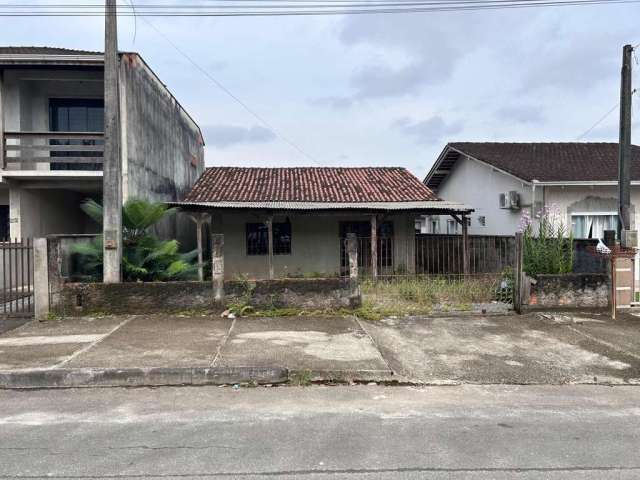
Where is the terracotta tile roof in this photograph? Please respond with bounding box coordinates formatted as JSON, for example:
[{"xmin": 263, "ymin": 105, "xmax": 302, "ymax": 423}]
[
  {"xmin": 184, "ymin": 167, "xmax": 440, "ymax": 203},
  {"xmin": 447, "ymin": 142, "xmax": 640, "ymax": 182},
  {"xmin": 0, "ymin": 46, "xmax": 101, "ymax": 55}
]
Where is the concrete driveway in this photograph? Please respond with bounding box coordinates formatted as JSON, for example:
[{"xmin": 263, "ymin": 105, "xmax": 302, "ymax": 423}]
[
  {"xmin": 360, "ymin": 312, "xmax": 640, "ymax": 384},
  {"xmin": 1, "ymin": 311, "xmax": 640, "ymax": 385}
]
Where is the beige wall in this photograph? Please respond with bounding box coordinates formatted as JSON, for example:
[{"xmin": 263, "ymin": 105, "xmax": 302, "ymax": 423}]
[
  {"xmin": 10, "ymin": 186, "xmax": 100, "ymax": 239},
  {"xmin": 543, "ymin": 184, "xmax": 636, "ymax": 230},
  {"xmin": 213, "ymin": 211, "xmax": 417, "ymax": 280}
]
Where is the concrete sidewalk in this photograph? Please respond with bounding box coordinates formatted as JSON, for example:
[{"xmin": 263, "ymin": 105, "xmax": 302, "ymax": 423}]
[
  {"xmin": 0, "ymin": 314, "xmax": 393, "ymax": 388},
  {"xmin": 1, "ymin": 311, "xmax": 640, "ymax": 388}
]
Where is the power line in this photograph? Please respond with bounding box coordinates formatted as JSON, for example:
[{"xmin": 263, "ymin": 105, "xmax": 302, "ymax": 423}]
[
  {"xmin": 575, "ymin": 89, "xmax": 638, "ymax": 140},
  {"xmin": 0, "ymin": 0, "xmax": 636, "ymax": 16},
  {"xmin": 575, "ymin": 103, "xmax": 619, "ymax": 140},
  {"xmin": 138, "ymin": 17, "xmax": 319, "ymax": 164}
]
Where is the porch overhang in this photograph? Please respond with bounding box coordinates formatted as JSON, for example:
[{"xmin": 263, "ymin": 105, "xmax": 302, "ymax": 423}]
[{"xmin": 170, "ymin": 200, "xmax": 474, "ymax": 215}]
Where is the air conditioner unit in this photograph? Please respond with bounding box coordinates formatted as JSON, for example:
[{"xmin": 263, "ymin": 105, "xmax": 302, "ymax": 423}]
[
  {"xmin": 499, "ymin": 191, "xmax": 521, "ymax": 210},
  {"xmin": 508, "ymin": 190, "xmax": 520, "ymax": 209}
]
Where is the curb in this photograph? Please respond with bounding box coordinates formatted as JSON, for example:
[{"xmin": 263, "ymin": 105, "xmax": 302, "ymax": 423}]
[
  {"xmin": 0, "ymin": 366, "xmax": 289, "ymax": 389},
  {"xmin": 290, "ymin": 369, "xmax": 395, "ymax": 383}
]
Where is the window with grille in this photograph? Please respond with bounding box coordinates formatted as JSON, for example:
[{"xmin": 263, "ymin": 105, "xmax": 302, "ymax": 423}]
[{"xmin": 246, "ymin": 220, "xmax": 292, "ymax": 255}]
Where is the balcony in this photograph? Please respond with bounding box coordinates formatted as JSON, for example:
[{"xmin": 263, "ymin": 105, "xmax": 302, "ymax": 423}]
[{"xmin": 1, "ymin": 131, "xmax": 104, "ymax": 171}]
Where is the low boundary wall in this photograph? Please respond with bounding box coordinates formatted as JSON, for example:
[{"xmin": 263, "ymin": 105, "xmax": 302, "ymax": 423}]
[
  {"xmin": 527, "ymin": 273, "xmax": 609, "ymax": 309},
  {"xmin": 54, "ymin": 278, "xmax": 358, "ymax": 316}
]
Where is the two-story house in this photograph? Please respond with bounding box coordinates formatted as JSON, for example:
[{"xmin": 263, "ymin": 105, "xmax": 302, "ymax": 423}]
[{"xmin": 0, "ymin": 46, "xmax": 205, "ymax": 242}]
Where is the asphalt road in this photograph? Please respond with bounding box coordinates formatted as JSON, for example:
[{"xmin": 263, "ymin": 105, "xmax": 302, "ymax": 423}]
[{"xmin": 1, "ymin": 385, "xmax": 639, "ymax": 479}]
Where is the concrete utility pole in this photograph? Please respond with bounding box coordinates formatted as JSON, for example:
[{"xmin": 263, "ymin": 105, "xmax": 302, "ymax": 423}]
[
  {"xmin": 618, "ymin": 44, "xmax": 633, "ymax": 244},
  {"xmin": 102, "ymin": 0, "xmax": 123, "ymax": 282}
]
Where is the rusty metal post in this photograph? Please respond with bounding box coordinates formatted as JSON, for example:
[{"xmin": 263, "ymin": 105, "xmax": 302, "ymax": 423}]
[{"xmin": 212, "ymin": 234, "xmax": 224, "ymax": 303}]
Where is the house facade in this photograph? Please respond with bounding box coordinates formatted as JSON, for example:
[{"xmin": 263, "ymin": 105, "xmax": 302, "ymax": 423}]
[
  {"xmin": 175, "ymin": 167, "xmax": 472, "ymax": 280},
  {"xmin": 423, "ymin": 142, "xmax": 640, "ymax": 280},
  {"xmin": 0, "ymin": 47, "xmax": 205, "ymax": 242}
]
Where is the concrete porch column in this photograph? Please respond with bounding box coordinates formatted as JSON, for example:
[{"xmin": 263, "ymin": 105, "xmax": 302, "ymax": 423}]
[
  {"xmin": 370, "ymin": 215, "xmax": 378, "ymax": 279},
  {"xmin": 9, "ymin": 183, "xmax": 23, "ymax": 240},
  {"xmin": 266, "ymin": 216, "xmax": 274, "ymax": 280},
  {"xmin": 189, "ymin": 212, "xmax": 211, "ymax": 282}
]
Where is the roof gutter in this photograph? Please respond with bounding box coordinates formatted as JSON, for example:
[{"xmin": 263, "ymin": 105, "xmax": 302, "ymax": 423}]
[
  {"xmin": 0, "ymin": 54, "xmax": 104, "ymax": 66},
  {"xmin": 532, "ymin": 180, "xmax": 639, "ymax": 186}
]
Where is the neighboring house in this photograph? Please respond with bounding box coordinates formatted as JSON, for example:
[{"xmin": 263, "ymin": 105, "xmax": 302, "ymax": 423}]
[
  {"xmin": 423, "ymin": 142, "xmax": 640, "ymax": 279},
  {"xmin": 0, "ymin": 46, "xmax": 205, "ymax": 242},
  {"xmin": 175, "ymin": 167, "xmax": 471, "ymax": 279}
]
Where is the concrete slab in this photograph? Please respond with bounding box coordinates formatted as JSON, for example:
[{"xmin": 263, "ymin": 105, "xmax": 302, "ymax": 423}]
[
  {"xmin": 361, "ymin": 314, "xmax": 640, "ymax": 384},
  {"xmin": 66, "ymin": 315, "xmax": 232, "ymax": 368},
  {"xmin": 218, "ymin": 316, "xmax": 390, "ymax": 374},
  {"xmin": 564, "ymin": 312, "xmax": 640, "ymax": 361},
  {"xmin": 0, "ymin": 318, "xmax": 31, "ymax": 335},
  {"xmin": 0, "ymin": 316, "xmax": 127, "ymax": 370}
]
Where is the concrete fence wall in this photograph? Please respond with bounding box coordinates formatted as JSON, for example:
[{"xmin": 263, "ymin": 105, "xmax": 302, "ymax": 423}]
[
  {"xmin": 527, "ymin": 273, "xmax": 610, "ymax": 309},
  {"xmin": 52, "ymin": 278, "xmax": 357, "ymax": 317}
]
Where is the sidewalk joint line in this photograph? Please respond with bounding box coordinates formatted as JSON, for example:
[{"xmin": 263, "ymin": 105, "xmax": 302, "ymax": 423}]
[
  {"xmin": 565, "ymin": 324, "xmax": 640, "ymax": 361},
  {"xmin": 50, "ymin": 316, "xmax": 135, "ymax": 370},
  {"xmin": 354, "ymin": 316, "xmax": 395, "ymax": 375},
  {"xmin": 211, "ymin": 317, "xmax": 236, "ymax": 367}
]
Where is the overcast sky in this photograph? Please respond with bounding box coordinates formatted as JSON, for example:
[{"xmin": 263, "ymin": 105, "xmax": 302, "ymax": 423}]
[{"xmin": 3, "ymin": 1, "xmax": 640, "ymax": 177}]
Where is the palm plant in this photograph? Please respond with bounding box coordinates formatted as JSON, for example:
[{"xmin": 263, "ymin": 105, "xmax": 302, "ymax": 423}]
[{"xmin": 73, "ymin": 198, "xmax": 198, "ymax": 282}]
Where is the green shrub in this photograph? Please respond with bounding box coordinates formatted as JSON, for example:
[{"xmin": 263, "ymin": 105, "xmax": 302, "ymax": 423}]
[
  {"xmin": 72, "ymin": 198, "xmax": 197, "ymax": 282},
  {"xmin": 520, "ymin": 206, "xmax": 574, "ymax": 277}
]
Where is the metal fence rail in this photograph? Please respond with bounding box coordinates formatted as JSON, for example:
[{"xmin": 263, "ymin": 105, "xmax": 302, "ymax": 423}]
[
  {"xmin": 416, "ymin": 234, "xmax": 515, "ymax": 275},
  {"xmin": 0, "ymin": 238, "xmax": 34, "ymax": 318}
]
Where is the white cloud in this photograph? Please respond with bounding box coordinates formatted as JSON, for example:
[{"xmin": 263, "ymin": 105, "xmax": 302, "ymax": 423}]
[{"xmin": 203, "ymin": 125, "xmax": 276, "ymax": 148}]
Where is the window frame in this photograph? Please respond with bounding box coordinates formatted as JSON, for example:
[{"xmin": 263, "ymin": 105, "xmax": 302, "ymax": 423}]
[
  {"xmin": 570, "ymin": 211, "xmax": 617, "ymax": 239},
  {"xmin": 245, "ymin": 220, "xmax": 292, "ymax": 256}
]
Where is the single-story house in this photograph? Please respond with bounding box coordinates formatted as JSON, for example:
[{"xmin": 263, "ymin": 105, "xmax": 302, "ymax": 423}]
[
  {"xmin": 422, "ymin": 141, "xmax": 640, "ymax": 281},
  {"xmin": 174, "ymin": 166, "xmax": 472, "ymax": 280}
]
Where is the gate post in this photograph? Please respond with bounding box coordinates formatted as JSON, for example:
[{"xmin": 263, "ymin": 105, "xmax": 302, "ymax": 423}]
[
  {"xmin": 212, "ymin": 234, "xmax": 224, "ymax": 303},
  {"xmin": 33, "ymin": 238, "xmax": 49, "ymax": 321},
  {"xmin": 513, "ymin": 232, "xmax": 524, "ymax": 313},
  {"xmin": 347, "ymin": 233, "xmax": 361, "ymax": 307}
]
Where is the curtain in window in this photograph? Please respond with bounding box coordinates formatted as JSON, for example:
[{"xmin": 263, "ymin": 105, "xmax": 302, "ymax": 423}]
[{"xmin": 571, "ymin": 215, "xmax": 617, "ymax": 239}]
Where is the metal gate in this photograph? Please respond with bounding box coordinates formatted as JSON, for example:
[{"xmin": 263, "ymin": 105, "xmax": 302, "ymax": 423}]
[{"xmin": 0, "ymin": 239, "xmax": 34, "ymax": 318}]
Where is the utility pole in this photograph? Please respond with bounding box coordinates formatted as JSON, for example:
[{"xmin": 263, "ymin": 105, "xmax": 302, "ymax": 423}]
[
  {"xmin": 102, "ymin": 0, "xmax": 123, "ymax": 282},
  {"xmin": 618, "ymin": 44, "xmax": 633, "ymax": 245}
]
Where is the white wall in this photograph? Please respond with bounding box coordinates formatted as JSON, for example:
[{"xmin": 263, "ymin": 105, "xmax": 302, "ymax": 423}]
[{"xmin": 436, "ymin": 156, "xmax": 532, "ymax": 235}]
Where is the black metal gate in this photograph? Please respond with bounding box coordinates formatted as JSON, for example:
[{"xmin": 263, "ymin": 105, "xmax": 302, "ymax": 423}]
[{"xmin": 0, "ymin": 239, "xmax": 34, "ymax": 318}]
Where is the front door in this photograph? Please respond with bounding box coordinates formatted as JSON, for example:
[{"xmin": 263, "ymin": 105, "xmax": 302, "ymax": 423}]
[{"xmin": 339, "ymin": 221, "xmax": 394, "ymax": 276}]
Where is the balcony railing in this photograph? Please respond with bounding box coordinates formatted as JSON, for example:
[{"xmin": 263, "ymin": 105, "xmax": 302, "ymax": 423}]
[{"xmin": 1, "ymin": 131, "xmax": 104, "ymax": 171}]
